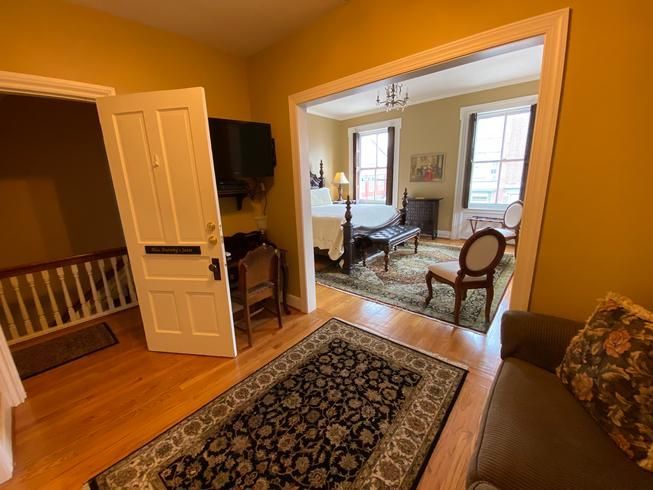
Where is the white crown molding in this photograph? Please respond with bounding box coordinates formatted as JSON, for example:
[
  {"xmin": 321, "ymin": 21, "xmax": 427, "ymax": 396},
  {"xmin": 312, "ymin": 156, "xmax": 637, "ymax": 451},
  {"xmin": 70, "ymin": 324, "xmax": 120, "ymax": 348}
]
[
  {"xmin": 308, "ymin": 75, "xmax": 540, "ymax": 121},
  {"xmin": 0, "ymin": 71, "xmax": 115, "ymax": 100}
]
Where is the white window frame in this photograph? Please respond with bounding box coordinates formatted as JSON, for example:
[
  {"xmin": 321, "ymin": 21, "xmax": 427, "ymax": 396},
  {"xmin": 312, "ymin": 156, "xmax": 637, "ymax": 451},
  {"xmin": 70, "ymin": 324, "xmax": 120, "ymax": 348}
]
[
  {"xmin": 347, "ymin": 118, "xmax": 401, "ymax": 206},
  {"xmin": 452, "ymin": 95, "xmax": 537, "ymax": 239}
]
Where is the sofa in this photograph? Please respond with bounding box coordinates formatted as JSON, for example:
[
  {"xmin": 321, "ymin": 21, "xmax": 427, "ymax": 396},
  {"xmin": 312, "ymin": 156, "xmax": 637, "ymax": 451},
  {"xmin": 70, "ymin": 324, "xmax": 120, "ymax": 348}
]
[{"xmin": 467, "ymin": 310, "xmax": 653, "ymax": 490}]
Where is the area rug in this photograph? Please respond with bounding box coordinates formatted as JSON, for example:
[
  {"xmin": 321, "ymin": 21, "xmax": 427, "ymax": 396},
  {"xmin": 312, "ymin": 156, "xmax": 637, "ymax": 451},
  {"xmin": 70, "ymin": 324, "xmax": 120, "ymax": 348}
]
[
  {"xmin": 316, "ymin": 241, "xmax": 514, "ymax": 333},
  {"xmin": 13, "ymin": 322, "xmax": 117, "ymax": 379},
  {"xmin": 85, "ymin": 318, "xmax": 466, "ymax": 489}
]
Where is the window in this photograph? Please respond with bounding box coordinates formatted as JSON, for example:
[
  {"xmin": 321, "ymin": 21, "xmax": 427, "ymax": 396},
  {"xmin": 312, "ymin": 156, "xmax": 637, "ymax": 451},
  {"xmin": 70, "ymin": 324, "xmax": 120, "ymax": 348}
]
[
  {"xmin": 463, "ymin": 105, "xmax": 536, "ymax": 209},
  {"xmin": 353, "ymin": 127, "xmax": 395, "ymax": 204}
]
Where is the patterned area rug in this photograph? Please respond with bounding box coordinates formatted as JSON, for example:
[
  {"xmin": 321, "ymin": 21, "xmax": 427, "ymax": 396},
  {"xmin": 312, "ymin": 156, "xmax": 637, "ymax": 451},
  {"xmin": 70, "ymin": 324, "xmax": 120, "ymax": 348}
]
[
  {"xmin": 315, "ymin": 241, "xmax": 514, "ymax": 333},
  {"xmin": 86, "ymin": 319, "xmax": 466, "ymax": 489}
]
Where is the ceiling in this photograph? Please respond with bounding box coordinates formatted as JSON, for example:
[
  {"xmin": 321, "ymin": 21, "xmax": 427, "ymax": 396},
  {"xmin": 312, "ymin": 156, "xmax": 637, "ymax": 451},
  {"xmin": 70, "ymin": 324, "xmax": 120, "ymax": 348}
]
[
  {"xmin": 308, "ymin": 45, "xmax": 543, "ymax": 120},
  {"xmin": 69, "ymin": 0, "xmax": 347, "ymax": 56}
]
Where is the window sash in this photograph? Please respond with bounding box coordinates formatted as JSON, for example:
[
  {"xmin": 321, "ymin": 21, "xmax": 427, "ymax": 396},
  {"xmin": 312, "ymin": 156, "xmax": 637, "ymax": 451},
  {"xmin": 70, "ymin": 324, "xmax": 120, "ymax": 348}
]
[
  {"xmin": 463, "ymin": 105, "xmax": 535, "ymax": 209},
  {"xmin": 354, "ymin": 127, "xmax": 393, "ymax": 204}
]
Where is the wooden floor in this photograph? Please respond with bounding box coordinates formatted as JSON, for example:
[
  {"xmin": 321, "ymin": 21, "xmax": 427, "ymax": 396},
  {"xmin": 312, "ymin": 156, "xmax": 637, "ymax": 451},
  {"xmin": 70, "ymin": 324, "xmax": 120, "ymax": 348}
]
[{"xmin": 2, "ymin": 279, "xmax": 509, "ymax": 489}]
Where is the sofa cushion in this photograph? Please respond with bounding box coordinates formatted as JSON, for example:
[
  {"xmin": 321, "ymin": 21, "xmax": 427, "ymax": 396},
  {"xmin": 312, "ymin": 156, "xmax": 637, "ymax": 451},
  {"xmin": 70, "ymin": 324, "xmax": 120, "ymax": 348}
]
[
  {"xmin": 557, "ymin": 293, "xmax": 653, "ymax": 471},
  {"xmin": 468, "ymin": 358, "xmax": 653, "ymax": 490}
]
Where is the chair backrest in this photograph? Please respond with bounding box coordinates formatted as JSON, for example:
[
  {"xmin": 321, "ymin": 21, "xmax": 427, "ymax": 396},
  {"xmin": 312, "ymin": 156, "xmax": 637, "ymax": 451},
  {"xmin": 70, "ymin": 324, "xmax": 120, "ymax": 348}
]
[
  {"xmin": 503, "ymin": 200, "xmax": 523, "ymax": 229},
  {"xmin": 238, "ymin": 244, "xmax": 279, "ymax": 292},
  {"xmin": 459, "ymin": 228, "xmax": 506, "ymax": 277}
]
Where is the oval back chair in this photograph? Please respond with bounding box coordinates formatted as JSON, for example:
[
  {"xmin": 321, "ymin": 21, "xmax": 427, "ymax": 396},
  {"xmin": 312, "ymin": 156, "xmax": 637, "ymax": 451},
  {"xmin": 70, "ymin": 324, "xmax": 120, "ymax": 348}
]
[
  {"xmin": 425, "ymin": 228, "xmax": 506, "ymax": 325},
  {"xmin": 503, "ymin": 200, "xmax": 523, "ymax": 230}
]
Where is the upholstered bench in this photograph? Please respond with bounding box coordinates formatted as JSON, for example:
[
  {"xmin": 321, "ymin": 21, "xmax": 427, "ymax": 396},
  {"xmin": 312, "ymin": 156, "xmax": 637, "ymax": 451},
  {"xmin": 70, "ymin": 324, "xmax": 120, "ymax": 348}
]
[{"xmin": 364, "ymin": 225, "xmax": 421, "ymax": 272}]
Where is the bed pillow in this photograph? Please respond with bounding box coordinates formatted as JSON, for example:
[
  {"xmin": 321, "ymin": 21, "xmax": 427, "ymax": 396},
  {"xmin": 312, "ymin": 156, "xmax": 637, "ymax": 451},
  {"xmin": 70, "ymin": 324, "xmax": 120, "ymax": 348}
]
[
  {"xmin": 556, "ymin": 292, "xmax": 653, "ymax": 471},
  {"xmin": 310, "ymin": 188, "xmax": 332, "ymax": 207}
]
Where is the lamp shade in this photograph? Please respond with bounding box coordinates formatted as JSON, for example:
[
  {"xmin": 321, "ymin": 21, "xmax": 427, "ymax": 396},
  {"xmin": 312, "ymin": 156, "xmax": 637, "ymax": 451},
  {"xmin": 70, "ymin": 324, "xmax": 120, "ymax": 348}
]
[{"xmin": 333, "ymin": 172, "xmax": 349, "ymax": 185}]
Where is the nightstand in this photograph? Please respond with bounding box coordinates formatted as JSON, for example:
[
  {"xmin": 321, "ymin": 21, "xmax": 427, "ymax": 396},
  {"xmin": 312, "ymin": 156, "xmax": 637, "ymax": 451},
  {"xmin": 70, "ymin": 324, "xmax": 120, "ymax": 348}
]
[{"xmin": 405, "ymin": 198, "xmax": 442, "ymax": 239}]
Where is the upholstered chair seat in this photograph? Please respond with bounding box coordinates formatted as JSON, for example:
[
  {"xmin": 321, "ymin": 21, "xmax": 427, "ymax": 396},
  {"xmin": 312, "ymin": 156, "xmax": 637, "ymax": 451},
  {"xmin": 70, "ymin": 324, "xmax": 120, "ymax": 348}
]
[
  {"xmin": 425, "ymin": 228, "xmax": 506, "ymax": 325},
  {"xmin": 427, "ymin": 262, "xmax": 487, "ymax": 283}
]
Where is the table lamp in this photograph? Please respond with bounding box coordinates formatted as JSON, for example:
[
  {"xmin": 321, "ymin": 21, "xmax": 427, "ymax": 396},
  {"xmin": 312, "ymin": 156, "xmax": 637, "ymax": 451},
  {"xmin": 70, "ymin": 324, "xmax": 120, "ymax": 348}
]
[{"xmin": 333, "ymin": 172, "xmax": 349, "ymax": 201}]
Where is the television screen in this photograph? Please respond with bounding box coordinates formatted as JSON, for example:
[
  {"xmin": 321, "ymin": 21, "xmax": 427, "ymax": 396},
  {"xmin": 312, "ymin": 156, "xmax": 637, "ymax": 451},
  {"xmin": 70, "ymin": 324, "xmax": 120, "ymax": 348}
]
[{"xmin": 208, "ymin": 118, "xmax": 275, "ymax": 181}]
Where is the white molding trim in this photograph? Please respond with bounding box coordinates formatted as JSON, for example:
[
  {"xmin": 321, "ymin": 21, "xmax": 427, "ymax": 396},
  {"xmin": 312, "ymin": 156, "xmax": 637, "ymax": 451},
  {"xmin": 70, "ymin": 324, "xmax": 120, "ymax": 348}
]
[
  {"xmin": 0, "ymin": 71, "xmax": 117, "ymax": 482},
  {"xmin": 346, "ymin": 118, "xmax": 402, "ymax": 206},
  {"xmin": 0, "ymin": 393, "xmax": 12, "ymax": 485},
  {"xmin": 451, "ymin": 94, "xmax": 538, "ymax": 239},
  {"xmin": 288, "ymin": 9, "xmax": 569, "ymax": 313},
  {"xmin": 308, "ymin": 74, "xmax": 540, "ymax": 121},
  {"xmin": 0, "ymin": 71, "xmax": 115, "ymax": 100}
]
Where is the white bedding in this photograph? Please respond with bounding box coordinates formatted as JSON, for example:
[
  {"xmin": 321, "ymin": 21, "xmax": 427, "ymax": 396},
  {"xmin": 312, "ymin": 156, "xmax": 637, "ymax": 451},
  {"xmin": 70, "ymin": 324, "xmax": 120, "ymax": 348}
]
[{"xmin": 312, "ymin": 203, "xmax": 398, "ymax": 260}]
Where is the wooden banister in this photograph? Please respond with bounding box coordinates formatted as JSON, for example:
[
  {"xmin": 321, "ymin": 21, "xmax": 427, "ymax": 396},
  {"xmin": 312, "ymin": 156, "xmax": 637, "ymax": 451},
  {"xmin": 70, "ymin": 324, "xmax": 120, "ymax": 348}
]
[
  {"xmin": 0, "ymin": 246, "xmax": 136, "ymax": 345},
  {"xmin": 0, "ymin": 247, "xmax": 127, "ymax": 279}
]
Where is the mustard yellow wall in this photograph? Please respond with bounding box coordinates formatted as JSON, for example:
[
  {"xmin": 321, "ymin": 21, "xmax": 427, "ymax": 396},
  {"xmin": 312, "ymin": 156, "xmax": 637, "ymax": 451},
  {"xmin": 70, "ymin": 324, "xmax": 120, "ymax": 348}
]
[
  {"xmin": 248, "ymin": 0, "xmax": 653, "ymax": 320},
  {"xmin": 1, "ymin": 0, "xmax": 260, "ymax": 235},
  {"xmin": 0, "ymin": 95, "xmax": 125, "ymax": 268}
]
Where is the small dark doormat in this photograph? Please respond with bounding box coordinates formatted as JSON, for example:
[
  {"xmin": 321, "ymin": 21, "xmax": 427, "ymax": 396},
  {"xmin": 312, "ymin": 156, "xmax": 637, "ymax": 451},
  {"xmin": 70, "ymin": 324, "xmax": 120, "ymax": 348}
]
[
  {"xmin": 86, "ymin": 318, "xmax": 466, "ymax": 489},
  {"xmin": 13, "ymin": 323, "xmax": 117, "ymax": 380}
]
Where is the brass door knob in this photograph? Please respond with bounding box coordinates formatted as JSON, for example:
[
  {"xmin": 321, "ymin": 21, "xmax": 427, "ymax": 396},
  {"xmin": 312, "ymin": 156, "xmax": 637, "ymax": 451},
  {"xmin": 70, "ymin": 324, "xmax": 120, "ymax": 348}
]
[{"xmin": 208, "ymin": 235, "xmax": 218, "ymax": 245}]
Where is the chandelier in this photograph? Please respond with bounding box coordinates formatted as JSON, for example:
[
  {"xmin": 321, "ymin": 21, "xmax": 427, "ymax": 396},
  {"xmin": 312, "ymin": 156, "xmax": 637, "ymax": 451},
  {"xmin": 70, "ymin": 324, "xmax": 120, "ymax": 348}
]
[{"xmin": 376, "ymin": 83, "xmax": 409, "ymax": 112}]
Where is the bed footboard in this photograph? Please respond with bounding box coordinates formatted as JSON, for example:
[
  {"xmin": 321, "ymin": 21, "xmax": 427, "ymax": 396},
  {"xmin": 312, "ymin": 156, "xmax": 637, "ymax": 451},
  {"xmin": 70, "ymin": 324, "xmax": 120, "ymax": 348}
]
[{"xmin": 341, "ymin": 189, "xmax": 408, "ymax": 274}]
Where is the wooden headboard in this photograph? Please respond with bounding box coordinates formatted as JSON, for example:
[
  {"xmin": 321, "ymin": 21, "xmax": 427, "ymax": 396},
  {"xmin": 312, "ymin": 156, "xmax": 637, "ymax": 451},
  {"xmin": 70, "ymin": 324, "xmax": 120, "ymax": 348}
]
[{"xmin": 310, "ymin": 160, "xmax": 325, "ymax": 189}]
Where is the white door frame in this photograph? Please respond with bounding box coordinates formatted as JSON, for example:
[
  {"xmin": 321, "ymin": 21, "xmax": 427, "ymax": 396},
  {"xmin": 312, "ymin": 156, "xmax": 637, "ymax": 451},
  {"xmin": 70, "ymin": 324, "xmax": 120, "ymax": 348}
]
[
  {"xmin": 0, "ymin": 70, "xmax": 115, "ymax": 482},
  {"xmin": 451, "ymin": 94, "xmax": 539, "ymax": 239},
  {"xmin": 347, "ymin": 118, "xmax": 402, "ymax": 206},
  {"xmin": 288, "ymin": 9, "xmax": 569, "ymax": 313}
]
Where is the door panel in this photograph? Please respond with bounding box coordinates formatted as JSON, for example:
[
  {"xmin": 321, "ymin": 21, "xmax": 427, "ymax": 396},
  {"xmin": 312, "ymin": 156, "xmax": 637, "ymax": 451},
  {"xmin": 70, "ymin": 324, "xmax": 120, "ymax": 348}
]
[
  {"xmin": 156, "ymin": 108, "xmax": 206, "ymax": 243},
  {"xmin": 97, "ymin": 88, "xmax": 237, "ymax": 357},
  {"xmin": 114, "ymin": 112, "xmax": 166, "ymax": 243}
]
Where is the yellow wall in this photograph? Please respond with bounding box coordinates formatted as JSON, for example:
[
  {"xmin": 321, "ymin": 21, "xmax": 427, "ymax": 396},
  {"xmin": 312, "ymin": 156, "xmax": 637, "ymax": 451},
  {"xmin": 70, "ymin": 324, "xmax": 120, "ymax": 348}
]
[
  {"xmin": 249, "ymin": 0, "xmax": 653, "ymax": 321},
  {"xmin": 1, "ymin": 0, "xmax": 260, "ymax": 236},
  {"xmin": 0, "ymin": 95, "xmax": 125, "ymax": 268},
  {"xmin": 323, "ymin": 81, "xmax": 538, "ymax": 230},
  {"xmin": 306, "ymin": 114, "xmax": 342, "ymax": 199}
]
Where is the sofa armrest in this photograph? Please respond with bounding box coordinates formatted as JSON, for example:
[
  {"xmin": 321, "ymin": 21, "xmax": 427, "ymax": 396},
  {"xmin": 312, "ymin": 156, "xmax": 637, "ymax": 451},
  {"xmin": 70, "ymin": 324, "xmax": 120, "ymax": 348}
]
[{"xmin": 500, "ymin": 310, "xmax": 583, "ymax": 373}]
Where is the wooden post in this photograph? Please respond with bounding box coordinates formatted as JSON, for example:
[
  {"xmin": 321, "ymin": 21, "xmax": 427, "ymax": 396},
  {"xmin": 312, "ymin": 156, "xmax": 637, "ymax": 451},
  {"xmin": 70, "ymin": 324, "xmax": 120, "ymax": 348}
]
[
  {"xmin": 400, "ymin": 188, "xmax": 408, "ymax": 225},
  {"xmin": 319, "ymin": 160, "xmax": 325, "ymax": 188},
  {"xmin": 342, "ymin": 195, "xmax": 353, "ymax": 274}
]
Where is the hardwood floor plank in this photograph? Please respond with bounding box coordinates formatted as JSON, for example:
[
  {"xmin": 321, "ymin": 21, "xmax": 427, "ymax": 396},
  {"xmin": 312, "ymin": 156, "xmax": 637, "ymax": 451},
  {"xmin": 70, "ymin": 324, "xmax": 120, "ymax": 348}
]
[{"xmin": 1, "ymin": 279, "xmax": 508, "ymax": 489}]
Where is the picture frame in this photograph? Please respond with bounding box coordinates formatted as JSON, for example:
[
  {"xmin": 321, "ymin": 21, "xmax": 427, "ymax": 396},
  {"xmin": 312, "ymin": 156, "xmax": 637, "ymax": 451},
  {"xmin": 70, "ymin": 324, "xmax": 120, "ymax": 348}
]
[{"xmin": 409, "ymin": 152, "xmax": 445, "ymax": 183}]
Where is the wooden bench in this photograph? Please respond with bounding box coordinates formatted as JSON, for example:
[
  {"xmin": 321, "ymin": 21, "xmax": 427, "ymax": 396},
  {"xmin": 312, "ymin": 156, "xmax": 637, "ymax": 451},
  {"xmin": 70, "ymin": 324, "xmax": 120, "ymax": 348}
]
[{"xmin": 363, "ymin": 225, "xmax": 421, "ymax": 272}]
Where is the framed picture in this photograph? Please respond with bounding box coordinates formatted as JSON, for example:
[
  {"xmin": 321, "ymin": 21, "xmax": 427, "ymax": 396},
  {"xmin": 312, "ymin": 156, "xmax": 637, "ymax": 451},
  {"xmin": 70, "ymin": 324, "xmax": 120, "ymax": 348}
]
[{"xmin": 409, "ymin": 152, "xmax": 445, "ymax": 182}]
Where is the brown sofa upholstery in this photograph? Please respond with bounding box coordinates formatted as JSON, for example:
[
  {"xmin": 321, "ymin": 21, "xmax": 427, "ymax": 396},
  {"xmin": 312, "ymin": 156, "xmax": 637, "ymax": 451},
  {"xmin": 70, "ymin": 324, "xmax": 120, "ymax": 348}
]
[{"xmin": 467, "ymin": 310, "xmax": 653, "ymax": 490}]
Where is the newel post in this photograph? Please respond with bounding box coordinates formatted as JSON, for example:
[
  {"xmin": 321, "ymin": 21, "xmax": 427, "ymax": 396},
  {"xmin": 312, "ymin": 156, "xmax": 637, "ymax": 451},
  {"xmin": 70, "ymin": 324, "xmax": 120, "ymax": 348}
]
[
  {"xmin": 342, "ymin": 195, "xmax": 353, "ymax": 274},
  {"xmin": 400, "ymin": 188, "xmax": 408, "ymax": 225}
]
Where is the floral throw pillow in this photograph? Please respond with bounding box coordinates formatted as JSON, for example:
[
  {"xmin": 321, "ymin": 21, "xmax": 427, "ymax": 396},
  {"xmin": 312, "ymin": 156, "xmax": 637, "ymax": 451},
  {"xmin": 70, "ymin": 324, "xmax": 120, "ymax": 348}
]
[{"xmin": 557, "ymin": 292, "xmax": 653, "ymax": 472}]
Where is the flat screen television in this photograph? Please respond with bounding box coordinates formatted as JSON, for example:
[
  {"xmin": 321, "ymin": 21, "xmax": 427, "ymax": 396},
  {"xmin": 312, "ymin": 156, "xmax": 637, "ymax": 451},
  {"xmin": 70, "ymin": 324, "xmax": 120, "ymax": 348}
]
[{"xmin": 208, "ymin": 118, "xmax": 276, "ymax": 181}]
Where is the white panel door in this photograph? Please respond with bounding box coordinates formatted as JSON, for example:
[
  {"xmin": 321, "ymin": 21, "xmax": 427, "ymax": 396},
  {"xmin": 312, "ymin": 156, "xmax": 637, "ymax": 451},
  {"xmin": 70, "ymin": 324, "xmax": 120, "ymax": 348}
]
[{"xmin": 96, "ymin": 88, "xmax": 237, "ymax": 357}]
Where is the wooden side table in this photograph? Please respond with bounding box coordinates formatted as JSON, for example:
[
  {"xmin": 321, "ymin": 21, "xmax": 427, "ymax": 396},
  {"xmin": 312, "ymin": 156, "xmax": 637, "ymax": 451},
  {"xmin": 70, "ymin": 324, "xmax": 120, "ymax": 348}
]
[{"xmin": 405, "ymin": 198, "xmax": 442, "ymax": 239}]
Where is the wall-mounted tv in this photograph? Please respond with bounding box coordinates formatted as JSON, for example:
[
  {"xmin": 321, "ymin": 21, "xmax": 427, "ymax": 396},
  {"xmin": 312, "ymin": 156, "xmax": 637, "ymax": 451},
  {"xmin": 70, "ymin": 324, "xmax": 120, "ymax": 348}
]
[{"xmin": 208, "ymin": 118, "xmax": 276, "ymax": 182}]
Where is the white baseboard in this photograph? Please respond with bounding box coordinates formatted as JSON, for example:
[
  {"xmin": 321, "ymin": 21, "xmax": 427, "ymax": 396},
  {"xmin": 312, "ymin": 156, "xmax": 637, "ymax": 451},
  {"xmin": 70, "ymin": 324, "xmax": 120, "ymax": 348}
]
[{"xmin": 435, "ymin": 230, "xmax": 451, "ymax": 239}]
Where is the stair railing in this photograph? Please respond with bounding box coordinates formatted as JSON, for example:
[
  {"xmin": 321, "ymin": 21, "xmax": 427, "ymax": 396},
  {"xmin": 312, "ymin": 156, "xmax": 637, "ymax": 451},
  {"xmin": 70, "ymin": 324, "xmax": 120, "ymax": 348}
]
[{"xmin": 0, "ymin": 247, "xmax": 137, "ymax": 345}]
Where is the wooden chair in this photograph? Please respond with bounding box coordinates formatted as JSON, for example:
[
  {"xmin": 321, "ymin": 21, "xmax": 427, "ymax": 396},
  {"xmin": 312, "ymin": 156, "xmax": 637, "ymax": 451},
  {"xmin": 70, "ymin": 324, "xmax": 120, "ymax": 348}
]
[
  {"xmin": 468, "ymin": 200, "xmax": 523, "ymax": 256},
  {"xmin": 425, "ymin": 228, "xmax": 506, "ymax": 325},
  {"xmin": 231, "ymin": 244, "xmax": 282, "ymax": 347},
  {"xmin": 492, "ymin": 200, "xmax": 522, "ymax": 256}
]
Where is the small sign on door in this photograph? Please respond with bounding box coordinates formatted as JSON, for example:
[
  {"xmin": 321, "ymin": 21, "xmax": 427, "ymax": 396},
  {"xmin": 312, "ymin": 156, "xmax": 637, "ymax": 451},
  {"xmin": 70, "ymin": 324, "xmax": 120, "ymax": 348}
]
[{"xmin": 145, "ymin": 245, "xmax": 201, "ymax": 255}]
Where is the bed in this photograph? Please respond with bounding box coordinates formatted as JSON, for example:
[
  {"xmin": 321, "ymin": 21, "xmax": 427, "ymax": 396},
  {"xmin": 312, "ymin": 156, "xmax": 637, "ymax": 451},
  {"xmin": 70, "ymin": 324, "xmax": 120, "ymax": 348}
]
[{"xmin": 310, "ymin": 162, "xmax": 407, "ymax": 273}]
